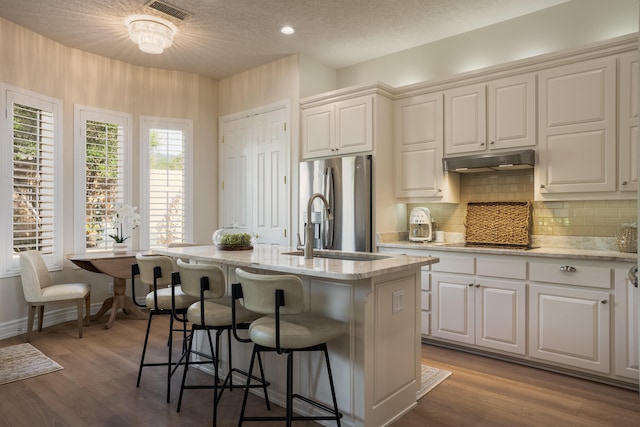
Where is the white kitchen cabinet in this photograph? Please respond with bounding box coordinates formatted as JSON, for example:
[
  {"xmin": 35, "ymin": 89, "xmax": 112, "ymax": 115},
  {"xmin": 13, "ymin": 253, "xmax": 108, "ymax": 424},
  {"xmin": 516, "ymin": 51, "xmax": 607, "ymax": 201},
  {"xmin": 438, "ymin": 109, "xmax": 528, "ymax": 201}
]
[
  {"xmin": 431, "ymin": 255, "xmax": 526, "ymax": 355},
  {"xmin": 394, "ymin": 93, "xmax": 459, "ymax": 202},
  {"xmin": 618, "ymin": 52, "xmax": 639, "ymax": 193},
  {"xmin": 301, "ymin": 94, "xmax": 373, "ymax": 159},
  {"xmin": 444, "ymin": 84, "xmax": 486, "ymax": 155},
  {"xmin": 536, "ymin": 56, "xmax": 617, "ymax": 199},
  {"xmin": 528, "ymin": 258, "xmax": 612, "ymax": 375},
  {"xmin": 614, "ymin": 266, "xmax": 639, "ymax": 380},
  {"xmin": 444, "ymin": 74, "xmax": 535, "ymax": 156}
]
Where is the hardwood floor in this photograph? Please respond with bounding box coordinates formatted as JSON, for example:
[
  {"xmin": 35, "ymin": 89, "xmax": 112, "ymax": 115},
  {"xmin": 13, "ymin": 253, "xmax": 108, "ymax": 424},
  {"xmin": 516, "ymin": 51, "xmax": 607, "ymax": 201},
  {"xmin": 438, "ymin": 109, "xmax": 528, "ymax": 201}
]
[{"xmin": 0, "ymin": 314, "xmax": 639, "ymax": 427}]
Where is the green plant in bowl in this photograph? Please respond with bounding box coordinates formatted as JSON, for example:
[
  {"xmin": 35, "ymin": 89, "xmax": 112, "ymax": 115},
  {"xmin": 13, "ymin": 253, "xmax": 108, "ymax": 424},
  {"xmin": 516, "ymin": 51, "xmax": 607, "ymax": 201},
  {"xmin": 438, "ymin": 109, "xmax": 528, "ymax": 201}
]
[{"xmin": 219, "ymin": 233, "xmax": 252, "ymax": 248}]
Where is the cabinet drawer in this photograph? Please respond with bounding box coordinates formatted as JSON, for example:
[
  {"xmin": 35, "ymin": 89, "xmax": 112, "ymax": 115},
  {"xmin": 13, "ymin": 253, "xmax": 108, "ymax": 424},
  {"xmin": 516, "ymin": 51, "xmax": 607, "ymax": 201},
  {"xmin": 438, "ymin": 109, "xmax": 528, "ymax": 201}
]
[
  {"xmin": 477, "ymin": 257, "xmax": 526, "ymax": 280},
  {"xmin": 529, "ymin": 261, "xmax": 611, "ymax": 289},
  {"xmin": 431, "ymin": 254, "xmax": 474, "ymax": 274}
]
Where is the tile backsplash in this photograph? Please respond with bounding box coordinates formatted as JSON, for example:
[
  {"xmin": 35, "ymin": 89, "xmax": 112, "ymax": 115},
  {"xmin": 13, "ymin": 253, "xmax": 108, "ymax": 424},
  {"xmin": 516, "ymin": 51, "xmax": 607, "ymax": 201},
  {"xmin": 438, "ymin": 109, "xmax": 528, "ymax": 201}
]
[{"xmin": 408, "ymin": 170, "xmax": 637, "ymax": 239}]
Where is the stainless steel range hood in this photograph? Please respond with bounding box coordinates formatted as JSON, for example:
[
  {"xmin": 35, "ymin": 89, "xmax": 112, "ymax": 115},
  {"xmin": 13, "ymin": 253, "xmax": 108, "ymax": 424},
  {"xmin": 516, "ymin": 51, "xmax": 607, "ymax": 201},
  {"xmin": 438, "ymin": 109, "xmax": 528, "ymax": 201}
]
[{"xmin": 443, "ymin": 149, "xmax": 535, "ymax": 173}]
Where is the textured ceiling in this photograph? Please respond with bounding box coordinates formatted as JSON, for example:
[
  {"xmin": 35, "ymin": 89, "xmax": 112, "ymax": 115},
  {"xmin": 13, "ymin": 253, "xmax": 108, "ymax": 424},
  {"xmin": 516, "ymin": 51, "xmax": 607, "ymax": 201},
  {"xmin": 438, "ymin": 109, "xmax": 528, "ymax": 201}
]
[{"xmin": 0, "ymin": 0, "xmax": 568, "ymax": 80}]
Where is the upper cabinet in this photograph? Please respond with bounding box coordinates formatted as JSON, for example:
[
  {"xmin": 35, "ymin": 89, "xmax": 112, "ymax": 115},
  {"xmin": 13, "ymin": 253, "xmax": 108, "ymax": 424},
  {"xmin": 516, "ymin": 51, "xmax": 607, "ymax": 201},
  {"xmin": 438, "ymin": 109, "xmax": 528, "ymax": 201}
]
[
  {"xmin": 619, "ymin": 52, "xmax": 639, "ymax": 193},
  {"xmin": 536, "ymin": 57, "xmax": 616, "ymax": 199},
  {"xmin": 301, "ymin": 94, "xmax": 373, "ymax": 159},
  {"xmin": 395, "ymin": 92, "xmax": 459, "ymax": 202},
  {"xmin": 444, "ymin": 74, "xmax": 536, "ymax": 155}
]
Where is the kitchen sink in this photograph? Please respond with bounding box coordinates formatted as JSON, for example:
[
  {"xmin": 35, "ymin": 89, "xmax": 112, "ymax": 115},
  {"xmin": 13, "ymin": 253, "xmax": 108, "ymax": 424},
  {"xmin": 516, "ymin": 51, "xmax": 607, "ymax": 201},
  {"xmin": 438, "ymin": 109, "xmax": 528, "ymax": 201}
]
[{"xmin": 281, "ymin": 250, "xmax": 390, "ymax": 261}]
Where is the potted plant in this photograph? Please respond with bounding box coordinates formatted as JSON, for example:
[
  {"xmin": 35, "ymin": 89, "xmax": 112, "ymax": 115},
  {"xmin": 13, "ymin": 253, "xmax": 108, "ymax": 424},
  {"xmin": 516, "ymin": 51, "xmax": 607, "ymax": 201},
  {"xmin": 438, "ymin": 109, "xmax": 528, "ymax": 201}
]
[{"xmin": 109, "ymin": 203, "xmax": 140, "ymax": 253}]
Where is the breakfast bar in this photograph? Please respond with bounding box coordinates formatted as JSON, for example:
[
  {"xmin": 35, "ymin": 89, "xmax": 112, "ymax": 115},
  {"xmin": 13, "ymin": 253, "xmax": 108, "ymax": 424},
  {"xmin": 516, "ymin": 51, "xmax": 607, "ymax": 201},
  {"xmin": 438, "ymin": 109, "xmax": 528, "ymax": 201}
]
[{"xmin": 153, "ymin": 244, "xmax": 438, "ymax": 427}]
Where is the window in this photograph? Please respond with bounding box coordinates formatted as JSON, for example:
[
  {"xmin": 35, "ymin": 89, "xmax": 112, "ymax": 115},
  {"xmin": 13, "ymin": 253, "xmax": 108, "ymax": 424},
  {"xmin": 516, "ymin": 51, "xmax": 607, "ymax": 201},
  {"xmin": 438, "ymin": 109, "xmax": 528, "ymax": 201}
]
[
  {"xmin": 139, "ymin": 117, "xmax": 193, "ymax": 249},
  {"xmin": 0, "ymin": 84, "xmax": 63, "ymax": 276},
  {"xmin": 73, "ymin": 106, "xmax": 132, "ymax": 253}
]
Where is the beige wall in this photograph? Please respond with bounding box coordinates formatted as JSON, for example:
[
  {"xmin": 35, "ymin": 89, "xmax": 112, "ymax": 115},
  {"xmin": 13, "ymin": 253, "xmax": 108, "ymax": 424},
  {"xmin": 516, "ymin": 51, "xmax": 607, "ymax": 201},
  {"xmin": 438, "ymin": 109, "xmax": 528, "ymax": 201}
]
[
  {"xmin": 337, "ymin": 0, "xmax": 639, "ymax": 89},
  {"xmin": 0, "ymin": 17, "xmax": 218, "ymax": 327}
]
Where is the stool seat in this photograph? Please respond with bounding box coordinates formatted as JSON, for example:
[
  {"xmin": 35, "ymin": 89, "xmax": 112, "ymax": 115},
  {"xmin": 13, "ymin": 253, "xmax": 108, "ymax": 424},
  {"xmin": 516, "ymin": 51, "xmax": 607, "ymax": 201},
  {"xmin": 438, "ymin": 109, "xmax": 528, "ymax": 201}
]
[
  {"xmin": 187, "ymin": 296, "xmax": 260, "ymax": 327},
  {"xmin": 145, "ymin": 285, "xmax": 197, "ymax": 310},
  {"xmin": 249, "ymin": 313, "xmax": 347, "ymax": 349}
]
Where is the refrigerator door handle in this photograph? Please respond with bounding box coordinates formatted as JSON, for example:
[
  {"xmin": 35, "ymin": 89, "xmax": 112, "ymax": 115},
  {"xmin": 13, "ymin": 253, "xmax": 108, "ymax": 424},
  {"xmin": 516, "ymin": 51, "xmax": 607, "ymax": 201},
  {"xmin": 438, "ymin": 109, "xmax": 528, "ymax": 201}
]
[{"xmin": 324, "ymin": 167, "xmax": 335, "ymax": 249}]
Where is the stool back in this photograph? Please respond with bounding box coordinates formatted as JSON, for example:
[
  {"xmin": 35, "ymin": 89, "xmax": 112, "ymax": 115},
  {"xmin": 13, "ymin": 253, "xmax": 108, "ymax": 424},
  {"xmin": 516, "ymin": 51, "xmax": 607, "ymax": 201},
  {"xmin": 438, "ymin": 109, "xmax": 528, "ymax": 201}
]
[
  {"xmin": 176, "ymin": 259, "xmax": 226, "ymax": 299},
  {"xmin": 235, "ymin": 268, "xmax": 304, "ymax": 315},
  {"xmin": 135, "ymin": 254, "xmax": 174, "ymax": 288}
]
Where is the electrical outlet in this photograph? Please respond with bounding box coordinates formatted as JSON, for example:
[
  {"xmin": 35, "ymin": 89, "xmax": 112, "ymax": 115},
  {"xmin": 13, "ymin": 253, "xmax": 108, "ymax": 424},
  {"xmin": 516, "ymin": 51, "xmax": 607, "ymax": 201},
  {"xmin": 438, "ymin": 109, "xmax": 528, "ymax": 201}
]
[{"xmin": 392, "ymin": 290, "xmax": 404, "ymax": 314}]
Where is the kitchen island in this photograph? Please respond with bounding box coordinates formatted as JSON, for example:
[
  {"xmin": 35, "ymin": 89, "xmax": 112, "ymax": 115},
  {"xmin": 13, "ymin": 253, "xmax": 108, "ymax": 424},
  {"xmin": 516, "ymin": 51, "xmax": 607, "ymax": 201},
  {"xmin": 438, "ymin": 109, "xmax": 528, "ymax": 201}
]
[{"xmin": 153, "ymin": 244, "xmax": 438, "ymax": 427}]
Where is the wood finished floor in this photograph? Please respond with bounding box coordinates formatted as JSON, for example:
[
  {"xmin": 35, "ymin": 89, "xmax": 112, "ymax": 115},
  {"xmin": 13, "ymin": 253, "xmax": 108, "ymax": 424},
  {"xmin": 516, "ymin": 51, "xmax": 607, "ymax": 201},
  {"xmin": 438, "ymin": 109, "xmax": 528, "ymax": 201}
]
[{"xmin": 0, "ymin": 313, "xmax": 639, "ymax": 427}]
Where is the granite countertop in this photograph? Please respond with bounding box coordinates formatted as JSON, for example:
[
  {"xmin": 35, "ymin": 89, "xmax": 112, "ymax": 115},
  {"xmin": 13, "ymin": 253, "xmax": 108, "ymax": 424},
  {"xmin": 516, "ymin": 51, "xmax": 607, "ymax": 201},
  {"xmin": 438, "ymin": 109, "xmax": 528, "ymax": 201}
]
[
  {"xmin": 152, "ymin": 244, "xmax": 438, "ymax": 280},
  {"xmin": 377, "ymin": 240, "xmax": 638, "ymax": 263}
]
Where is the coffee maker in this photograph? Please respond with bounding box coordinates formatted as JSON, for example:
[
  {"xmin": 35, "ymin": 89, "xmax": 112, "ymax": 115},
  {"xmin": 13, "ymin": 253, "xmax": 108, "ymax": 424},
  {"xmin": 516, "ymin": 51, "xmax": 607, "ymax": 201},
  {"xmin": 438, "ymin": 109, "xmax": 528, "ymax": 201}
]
[{"xmin": 409, "ymin": 207, "xmax": 433, "ymax": 242}]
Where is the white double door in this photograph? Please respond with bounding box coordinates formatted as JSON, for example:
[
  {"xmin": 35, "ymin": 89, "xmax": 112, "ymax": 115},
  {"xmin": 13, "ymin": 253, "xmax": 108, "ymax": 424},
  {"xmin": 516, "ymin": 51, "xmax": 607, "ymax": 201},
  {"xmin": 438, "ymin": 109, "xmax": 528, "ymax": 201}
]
[{"xmin": 220, "ymin": 106, "xmax": 289, "ymax": 246}]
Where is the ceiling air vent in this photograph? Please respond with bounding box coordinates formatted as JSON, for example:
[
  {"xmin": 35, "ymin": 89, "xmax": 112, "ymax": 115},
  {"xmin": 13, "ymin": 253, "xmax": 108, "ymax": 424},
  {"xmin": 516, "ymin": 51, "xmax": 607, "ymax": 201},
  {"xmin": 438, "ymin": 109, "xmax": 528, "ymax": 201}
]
[{"xmin": 145, "ymin": 0, "xmax": 192, "ymax": 21}]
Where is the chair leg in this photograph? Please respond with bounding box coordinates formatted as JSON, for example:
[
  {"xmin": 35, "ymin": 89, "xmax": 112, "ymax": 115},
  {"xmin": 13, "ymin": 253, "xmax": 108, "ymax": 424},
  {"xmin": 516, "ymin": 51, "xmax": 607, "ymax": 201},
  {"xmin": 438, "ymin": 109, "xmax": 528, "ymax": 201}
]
[
  {"xmin": 137, "ymin": 311, "xmax": 155, "ymax": 387},
  {"xmin": 85, "ymin": 293, "xmax": 91, "ymax": 325},
  {"xmin": 37, "ymin": 306, "xmax": 44, "ymax": 332},
  {"xmin": 238, "ymin": 346, "xmax": 258, "ymax": 426},
  {"xmin": 286, "ymin": 351, "xmax": 293, "ymax": 427},
  {"xmin": 76, "ymin": 299, "xmax": 83, "ymax": 339},
  {"xmin": 167, "ymin": 313, "xmax": 174, "ymax": 403},
  {"xmin": 25, "ymin": 305, "xmax": 36, "ymax": 343},
  {"xmin": 177, "ymin": 324, "xmax": 196, "ymax": 412},
  {"xmin": 323, "ymin": 346, "xmax": 342, "ymax": 427}
]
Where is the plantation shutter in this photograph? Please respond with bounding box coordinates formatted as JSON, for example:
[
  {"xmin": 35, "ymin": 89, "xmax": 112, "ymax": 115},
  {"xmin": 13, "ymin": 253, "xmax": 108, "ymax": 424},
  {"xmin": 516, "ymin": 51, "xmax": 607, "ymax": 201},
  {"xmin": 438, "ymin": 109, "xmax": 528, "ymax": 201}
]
[
  {"xmin": 12, "ymin": 103, "xmax": 56, "ymax": 254},
  {"xmin": 148, "ymin": 128, "xmax": 186, "ymax": 247},
  {"xmin": 84, "ymin": 120, "xmax": 125, "ymax": 250}
]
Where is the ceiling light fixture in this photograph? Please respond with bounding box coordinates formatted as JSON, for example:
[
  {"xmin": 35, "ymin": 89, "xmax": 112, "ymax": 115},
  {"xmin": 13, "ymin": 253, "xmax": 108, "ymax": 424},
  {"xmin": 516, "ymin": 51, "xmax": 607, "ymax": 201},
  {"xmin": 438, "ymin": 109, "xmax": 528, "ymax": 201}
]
[
  {"xmin": 125, "ymin": 15, "xmax": 177, "ymax": 54},
  {"xmin": 280, "ymin": 26, "xmax": 295, "ymax": 35}
]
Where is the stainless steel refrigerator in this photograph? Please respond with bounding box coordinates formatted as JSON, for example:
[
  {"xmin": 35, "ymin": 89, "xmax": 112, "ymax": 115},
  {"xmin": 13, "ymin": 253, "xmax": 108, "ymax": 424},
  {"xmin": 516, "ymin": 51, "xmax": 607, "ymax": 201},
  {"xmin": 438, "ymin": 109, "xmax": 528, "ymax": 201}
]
[{"xmin": 299, "ymin": 154, "xmax": 372, "ymax": 252}]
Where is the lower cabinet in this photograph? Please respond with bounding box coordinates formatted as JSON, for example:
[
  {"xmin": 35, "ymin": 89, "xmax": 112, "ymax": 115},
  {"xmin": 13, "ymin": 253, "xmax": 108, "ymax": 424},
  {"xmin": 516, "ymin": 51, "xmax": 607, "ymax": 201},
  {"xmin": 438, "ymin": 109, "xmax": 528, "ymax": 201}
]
[
  {"xmin": 431, "ymin": 272, "xmax": 526, "ymax": 355},
  {"xmin": 528, "ymin": 283, "xmax": 611, "ymax": 374},
  {"xmin": 614, "ymin": 266, "xmax": 639, "ymax": 380}
]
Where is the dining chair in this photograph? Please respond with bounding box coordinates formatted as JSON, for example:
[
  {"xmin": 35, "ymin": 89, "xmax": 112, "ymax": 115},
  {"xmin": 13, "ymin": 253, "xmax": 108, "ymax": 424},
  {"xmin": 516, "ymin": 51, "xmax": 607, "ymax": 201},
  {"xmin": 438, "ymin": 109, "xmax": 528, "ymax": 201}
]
[
  {"xmin": 19, "ymin": 250, "xmax": 91, "ymax": 342},
  {"xmin": 232, "ymin": 268, "xmax": 346, "ymax": 426},
  {"xmin": 172, "ymin": 259, "xmax": 270, "ymax": 426},
  {"xmin": 131, "ymin": 253, "xmax": 198, "ymax": 403}
]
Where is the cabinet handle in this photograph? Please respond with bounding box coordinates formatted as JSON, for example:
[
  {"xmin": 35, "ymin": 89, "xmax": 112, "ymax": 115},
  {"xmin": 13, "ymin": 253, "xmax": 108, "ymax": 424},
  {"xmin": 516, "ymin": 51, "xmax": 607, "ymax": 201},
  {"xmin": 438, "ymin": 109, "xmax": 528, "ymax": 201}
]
[
  {"xmin": 468, "ymin": 283, "xmax": 474, "ymax": 287},
  {"xmin": 600, "ymin": 299, "xmax": 608, "ymax": 304},
  {"xmin": 480, "ymin": 142, "xmax": 485, "ymax": 146},
  {"xmin": 560, "ymin": 265, "xmax": 576, "ymax": 272}
]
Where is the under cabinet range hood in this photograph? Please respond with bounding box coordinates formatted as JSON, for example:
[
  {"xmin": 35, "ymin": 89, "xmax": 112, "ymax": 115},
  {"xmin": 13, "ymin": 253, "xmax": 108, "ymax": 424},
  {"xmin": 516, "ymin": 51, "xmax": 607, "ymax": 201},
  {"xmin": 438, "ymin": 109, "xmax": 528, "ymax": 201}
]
[{"xmin": 443, "ymin": 149, "xmax": 535, "ymax": 173}]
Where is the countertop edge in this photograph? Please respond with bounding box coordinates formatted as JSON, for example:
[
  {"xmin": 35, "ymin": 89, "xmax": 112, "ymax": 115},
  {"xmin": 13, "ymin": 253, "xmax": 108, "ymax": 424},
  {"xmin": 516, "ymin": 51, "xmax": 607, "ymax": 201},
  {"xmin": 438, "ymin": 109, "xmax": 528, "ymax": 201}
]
[{"xmin": 377, "ymin": 242, "xmax": 638, "ymax": 263}]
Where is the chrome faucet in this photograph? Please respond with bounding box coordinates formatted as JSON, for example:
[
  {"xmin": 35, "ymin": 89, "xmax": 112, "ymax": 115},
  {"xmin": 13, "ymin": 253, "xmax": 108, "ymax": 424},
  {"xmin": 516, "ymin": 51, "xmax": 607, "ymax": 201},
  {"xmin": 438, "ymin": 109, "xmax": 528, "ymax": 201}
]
[{"xmin": 303, "ymin": 193, "xmax": 333, "ymax": 259}]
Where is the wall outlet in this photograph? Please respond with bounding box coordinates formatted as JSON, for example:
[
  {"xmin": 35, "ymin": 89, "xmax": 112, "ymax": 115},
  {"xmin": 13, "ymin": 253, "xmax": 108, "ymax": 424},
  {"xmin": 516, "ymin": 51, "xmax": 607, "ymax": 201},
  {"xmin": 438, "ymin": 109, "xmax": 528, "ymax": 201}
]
[{"xmin": 392, "ymin": 290, "xmax": 404, "ymax": 314}]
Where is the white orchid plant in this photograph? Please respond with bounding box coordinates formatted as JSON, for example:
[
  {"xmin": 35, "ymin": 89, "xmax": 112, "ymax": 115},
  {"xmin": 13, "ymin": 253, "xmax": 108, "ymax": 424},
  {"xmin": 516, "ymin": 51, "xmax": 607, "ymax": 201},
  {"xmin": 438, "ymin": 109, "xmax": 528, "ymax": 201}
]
[{"xmin": 109, "ymin": 203, "xmax": 141, "ymax": 243}]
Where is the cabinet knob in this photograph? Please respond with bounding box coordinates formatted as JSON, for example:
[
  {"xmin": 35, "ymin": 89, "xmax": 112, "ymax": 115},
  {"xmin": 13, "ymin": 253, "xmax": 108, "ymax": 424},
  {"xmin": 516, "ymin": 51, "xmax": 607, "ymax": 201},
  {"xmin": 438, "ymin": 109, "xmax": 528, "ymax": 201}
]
[
  {"xmin": 622, "ymin": 181, "xmax": 628, "ymax": 185},
  {"xmin": 490, "ymin": 141, "xmax": 495, "ymax": 145},
  {"xmin": 475, "ymin": 284, "xmax": 481, "ymax": 288},
  {"xmin": 468, "ymin": 283, "xmax": 474, "ymax": 287},
  {"xmin": 480, "ymin": 142, "xmax": 485, "ymax": 146},
  {"xmin": 600, "ymin": 299, "xmax": 608, "ymax": 304},
  {"xmin": 540, "ymin": 184, "xmax": 546, "ymax": 189},
  {"xmin": 560, "ymin": 265, "xmax": 576, "ymax": 272},
  {"xmin": 437, "ymin": 188, "xmax": 442, "ymax": 193}
]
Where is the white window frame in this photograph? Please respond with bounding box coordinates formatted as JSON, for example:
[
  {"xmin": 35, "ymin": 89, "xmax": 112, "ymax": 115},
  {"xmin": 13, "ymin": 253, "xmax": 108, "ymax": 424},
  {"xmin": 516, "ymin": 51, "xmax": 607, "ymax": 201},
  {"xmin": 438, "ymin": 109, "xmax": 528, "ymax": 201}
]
[
  {"xmin": 73, "ymin": 105, "xmax": 133, "ymax": 254},
  {"xmin": 0, "ymin": 83, "xmax": 63, "ymax": 277},
  {"xmin": 139, "ymin": 116, "xmax": 193, "ymax": 249}
]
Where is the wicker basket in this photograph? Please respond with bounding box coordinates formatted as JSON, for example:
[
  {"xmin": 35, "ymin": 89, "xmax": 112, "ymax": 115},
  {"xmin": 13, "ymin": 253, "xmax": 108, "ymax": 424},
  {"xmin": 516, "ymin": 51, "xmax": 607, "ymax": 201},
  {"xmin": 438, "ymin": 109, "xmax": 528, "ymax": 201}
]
[{"xmin": 464, "ymin": 201, "xmax": 532, "ymax": 247}]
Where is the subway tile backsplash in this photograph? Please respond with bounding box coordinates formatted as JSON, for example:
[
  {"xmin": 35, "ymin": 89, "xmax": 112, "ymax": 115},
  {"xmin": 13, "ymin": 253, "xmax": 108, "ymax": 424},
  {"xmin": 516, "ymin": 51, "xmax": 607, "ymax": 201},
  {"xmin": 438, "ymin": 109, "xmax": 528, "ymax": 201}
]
[{"xmin": 408, "ymin": 170, "xmax": 637, "ymax": 239}]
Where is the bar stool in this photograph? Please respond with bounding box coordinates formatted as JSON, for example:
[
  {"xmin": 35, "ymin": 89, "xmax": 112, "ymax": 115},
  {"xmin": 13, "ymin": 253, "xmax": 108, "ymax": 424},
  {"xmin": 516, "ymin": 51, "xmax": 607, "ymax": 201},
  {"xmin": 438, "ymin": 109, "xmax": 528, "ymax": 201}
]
[
  {"xmin": 172, "ymin": 259, "xmax": 271, "ymax": 425},
  {"xmin": 131, "ymin": 253, "xmax": 198, "ymax": 403},
  {"xmin": 232, "ymin": 268, "xmax": 346, "ymax": 426}
]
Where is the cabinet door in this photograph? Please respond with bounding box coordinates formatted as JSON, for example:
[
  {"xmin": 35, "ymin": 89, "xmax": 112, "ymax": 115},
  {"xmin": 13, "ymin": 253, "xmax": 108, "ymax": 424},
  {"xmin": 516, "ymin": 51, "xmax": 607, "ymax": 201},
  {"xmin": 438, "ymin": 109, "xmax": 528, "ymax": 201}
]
[
  {"xmin": 431, "ymin": 273, "xmax": 474, "ymax": 344},
  {"xmin": 444, "ymin": 84, "xmax": 486, "ymax": 155},
  {"xmin": 619, "ymin": 52, "xmax": 639, "ymax": 193},
  {"xmin": 614, "ymin": 267, "xmax": 639, "ymax": 379},
  {"xmin": 488, "ymin": 74, "xmax": 536, "ymax": 150},
  {"xmin": 395, "ymin": 93, "xmax": 445, "ymax": 198},
  {"xmin": 529, "ymin": 284, "xmax": 610, "ymax": 374},
  {"xmin": 335, "ymin": 95, "xmax": 373, "ymax": 155},
  {"xmin": 475, "ymin": 278, "xmax": 526, "ymax": 355},
  {"xmin": 537, "ymin": 57, "xmax": 616, "ymax": 196},
  {"xmin": 302, "ymin": 103, "xmax": 335, "ymax": 159}
]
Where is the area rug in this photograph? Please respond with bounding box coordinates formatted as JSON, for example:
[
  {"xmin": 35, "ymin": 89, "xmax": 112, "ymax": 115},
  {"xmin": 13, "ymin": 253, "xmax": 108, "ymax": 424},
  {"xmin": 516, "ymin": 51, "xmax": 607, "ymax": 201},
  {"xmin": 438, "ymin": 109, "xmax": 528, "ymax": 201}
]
[
  {"xmin": 0, "ymin": 343, "xmax": 63, "ymax": 385},
  {"xmin": 417, "ymin": 364, "xmax": 452, "ymax": 400}
]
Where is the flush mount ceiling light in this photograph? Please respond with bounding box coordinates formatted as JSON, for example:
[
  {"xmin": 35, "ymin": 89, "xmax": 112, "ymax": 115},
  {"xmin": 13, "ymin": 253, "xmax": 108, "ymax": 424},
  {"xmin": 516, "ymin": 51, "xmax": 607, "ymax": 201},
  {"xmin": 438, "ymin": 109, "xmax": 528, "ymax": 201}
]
[
  {"xmin": 125, "ymin": 15, "xmax": 177, "ymax": 54},
  {"xmin": 280, "ymin": 25, "xmax": 295, "ymax": 35}
]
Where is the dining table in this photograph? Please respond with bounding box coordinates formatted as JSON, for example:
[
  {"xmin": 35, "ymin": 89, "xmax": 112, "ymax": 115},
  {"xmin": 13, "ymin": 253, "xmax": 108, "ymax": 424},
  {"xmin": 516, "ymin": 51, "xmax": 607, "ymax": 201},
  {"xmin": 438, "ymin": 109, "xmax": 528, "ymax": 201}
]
[{"xmin": 67, "ymin": 251, "xmax": 148, "ymax": 329}]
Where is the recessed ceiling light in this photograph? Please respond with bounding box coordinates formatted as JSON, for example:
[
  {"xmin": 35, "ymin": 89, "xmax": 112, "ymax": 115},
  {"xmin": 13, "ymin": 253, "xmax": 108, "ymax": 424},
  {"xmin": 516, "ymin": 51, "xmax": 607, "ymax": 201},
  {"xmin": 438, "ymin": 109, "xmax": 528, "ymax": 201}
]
[{"xmin": 280, "ymin": 26, "xmax": 295, "ymax": 35}]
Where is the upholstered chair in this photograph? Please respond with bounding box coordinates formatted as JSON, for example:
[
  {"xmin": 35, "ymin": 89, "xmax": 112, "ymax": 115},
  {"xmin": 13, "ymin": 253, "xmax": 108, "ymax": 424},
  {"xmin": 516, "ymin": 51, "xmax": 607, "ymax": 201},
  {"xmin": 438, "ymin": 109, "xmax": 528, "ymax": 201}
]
[
  {"xmin": 232, "ymin": 268, "xmax": 346, "ymax": 426},
  {"xmin": 19, "ymin": 250, "xmax": 91, "ymax": 342},
  {"xmin": 131, "ymin": 253, "xmax": 198, "ymax": 403},
  {"xmin": 173, "ymin": 259, "xmax": 269, "ymax": 426}
]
